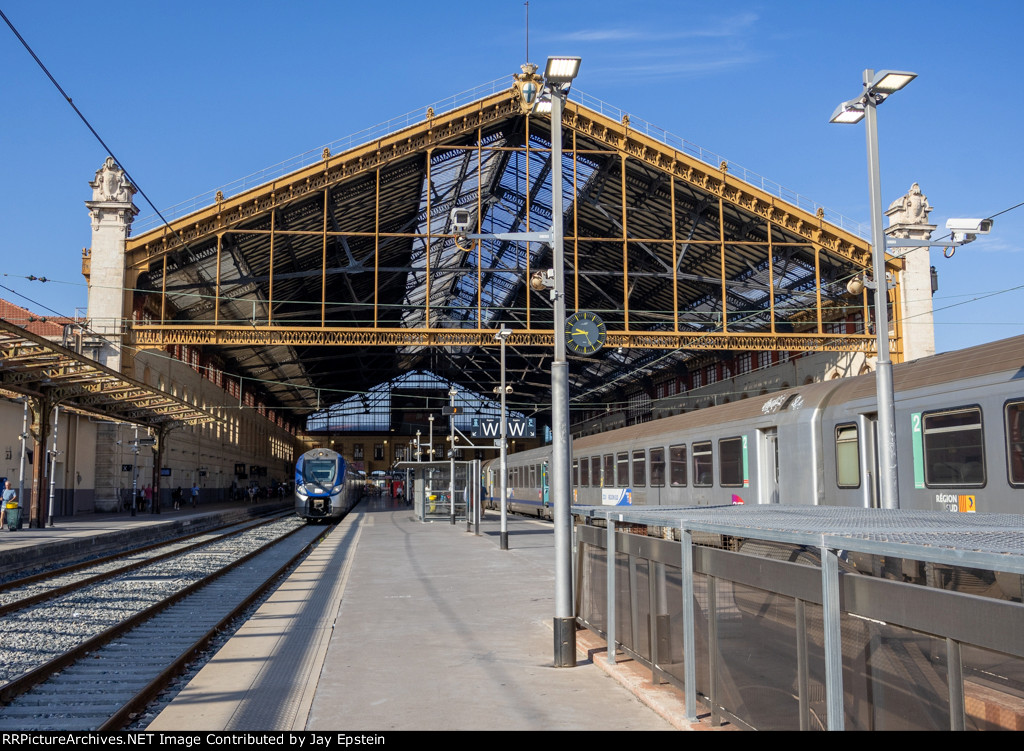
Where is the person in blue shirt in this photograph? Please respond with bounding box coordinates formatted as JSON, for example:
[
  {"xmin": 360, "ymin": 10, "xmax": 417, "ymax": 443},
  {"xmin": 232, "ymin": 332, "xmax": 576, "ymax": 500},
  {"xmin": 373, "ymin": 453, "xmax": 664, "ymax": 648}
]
[{"xmin": 2, "ymin": 481, "xmax": 18, "ymax": 530}]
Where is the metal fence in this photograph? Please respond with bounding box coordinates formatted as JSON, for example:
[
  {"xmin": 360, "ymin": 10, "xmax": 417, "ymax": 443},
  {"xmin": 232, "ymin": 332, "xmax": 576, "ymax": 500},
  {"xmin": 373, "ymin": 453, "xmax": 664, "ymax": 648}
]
[{"xmin": 574, "ymin": 506, "xmax": 1024, "ymax": 730}]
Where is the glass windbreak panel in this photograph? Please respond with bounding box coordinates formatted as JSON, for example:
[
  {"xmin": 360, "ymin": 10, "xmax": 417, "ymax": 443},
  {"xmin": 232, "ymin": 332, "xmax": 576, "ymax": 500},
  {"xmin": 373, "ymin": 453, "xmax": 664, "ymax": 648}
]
[
  {"xmin": 303, "ymin": 458, "xmax": 338, "ymax": 485},
  {"xmin": 650, "ymin": 447, "xmax": 666, "ymax": 487},
  {"xmin": 719, "ymin": 437, "xmax": 743, "ymax": 487},
  {"xmin": 923, "ymin": 407, "xmax": 985, "ymax": 487},
  {"xmin": 836, "ymin": 424, "xmax": 861, "ymax": 488},
  {"xmin": 604, "ymin": 454, "xmax": 614, "ymax": 487},
  {"xmin": 632, "ymin": 450, "xmax": 647, "ymax": 487},
  {"xmin": 694, "ymin": 441, "xmax": 713, "ymax": 487},
  {"xmin": 617, "ymin": 453, "xmax": 629, "ymax": 487},
  {"xmin": 670, "ymin": 444, "xmax": 687, "ymax": 486},
  {"xmin": 1006, "ymin": 401, "xmax": 1024, "ymax": 486}
]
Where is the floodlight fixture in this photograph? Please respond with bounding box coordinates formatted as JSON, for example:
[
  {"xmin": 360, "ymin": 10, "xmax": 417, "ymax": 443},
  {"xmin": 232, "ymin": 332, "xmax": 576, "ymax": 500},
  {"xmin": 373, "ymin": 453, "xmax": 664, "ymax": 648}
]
[
  {"xmin": 829, "ymin": 99, "xmax": 866, "ymax": 124},
  {"xmin": 869, "ymin": 70, "xmax": 917, "ymax": 94},
  {"xmin": 544, "ymin": 56, "xmax": 581, "ymax": 84}
]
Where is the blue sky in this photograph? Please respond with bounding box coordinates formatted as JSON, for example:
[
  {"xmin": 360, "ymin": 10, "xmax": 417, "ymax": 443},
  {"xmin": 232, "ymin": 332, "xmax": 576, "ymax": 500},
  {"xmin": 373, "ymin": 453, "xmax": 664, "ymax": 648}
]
[{"xmin": 1, "ymin": 0, "xmax": 1020, "ymax": 354}]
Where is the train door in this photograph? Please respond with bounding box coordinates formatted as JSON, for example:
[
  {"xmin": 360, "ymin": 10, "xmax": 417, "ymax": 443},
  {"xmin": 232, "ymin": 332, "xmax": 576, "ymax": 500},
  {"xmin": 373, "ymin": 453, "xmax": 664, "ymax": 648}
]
[
  {"xmin": 541, "ymin": 462, "xmax": 549, "ymax": 507},
  {"xmin": 859, "ymin": 413, "xmax": 879, "ymax": 508},
  {"xmin": 760, "ymin": 428, "xmax": 780, "ymax": 504}
]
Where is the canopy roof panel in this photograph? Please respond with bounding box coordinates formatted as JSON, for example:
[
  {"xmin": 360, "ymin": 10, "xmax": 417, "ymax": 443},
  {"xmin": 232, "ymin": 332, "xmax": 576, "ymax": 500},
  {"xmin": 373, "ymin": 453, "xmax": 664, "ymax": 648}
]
[{"xmin": 123, "ymin": 74, "xmax": 894, "ymax": 421}]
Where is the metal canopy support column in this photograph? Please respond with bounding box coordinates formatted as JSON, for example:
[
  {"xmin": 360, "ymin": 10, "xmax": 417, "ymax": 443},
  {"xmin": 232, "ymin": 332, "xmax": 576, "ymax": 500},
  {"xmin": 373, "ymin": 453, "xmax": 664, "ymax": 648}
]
[
  {"xmin": 606, "ymin": 513, "xmax": 616, "ymax": 665},
  {"xmin": 820, "ymin": 543, "xmax": 845, "ymax": 730},
  {"xmin": 946, "ymin": 638, "xmax": 965, "ymax": 731},
  {"xmin": 680, "ymin": 528, "xmax": 698, "ymax": 722}
]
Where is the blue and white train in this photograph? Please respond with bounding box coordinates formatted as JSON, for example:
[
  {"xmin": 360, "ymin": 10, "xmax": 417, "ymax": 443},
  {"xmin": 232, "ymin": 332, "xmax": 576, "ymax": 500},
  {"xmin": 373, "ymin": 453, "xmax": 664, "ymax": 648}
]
[
  {"xmin": 295, "ymin": 448, "xmax": 362, "ymax": 521},
  {"xmin": 485, "ymin": 334, "xmax": 1024, "ymax": 517}
]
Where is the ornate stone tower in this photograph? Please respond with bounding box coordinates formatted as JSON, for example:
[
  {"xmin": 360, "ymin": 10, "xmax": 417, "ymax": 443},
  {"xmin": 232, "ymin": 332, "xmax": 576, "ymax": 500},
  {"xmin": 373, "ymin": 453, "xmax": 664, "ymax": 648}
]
[
  {"xmin": 886, "ymin": 183, "xmax": 936, "ymax": 361},
  {"xmin": 84, "ymin": 157, "xmax": 138, "ymax": 373}
]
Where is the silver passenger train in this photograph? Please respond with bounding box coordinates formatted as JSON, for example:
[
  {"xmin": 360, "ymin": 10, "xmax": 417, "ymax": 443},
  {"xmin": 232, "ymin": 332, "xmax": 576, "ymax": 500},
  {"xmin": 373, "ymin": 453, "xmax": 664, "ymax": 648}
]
[
  {"xmin": 294, "ymin": 448, "xmax": 362, "ymax": 521},
  {"xmin": 485, "ymin": 335, "xmax": 1024, "ymax": 517}
]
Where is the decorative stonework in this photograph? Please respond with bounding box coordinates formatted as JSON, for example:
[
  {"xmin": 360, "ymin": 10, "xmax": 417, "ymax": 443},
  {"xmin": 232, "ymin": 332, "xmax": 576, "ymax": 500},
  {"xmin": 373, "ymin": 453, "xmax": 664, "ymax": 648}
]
[
  {"xmin": 86, "ymin": 158, "xmax": 139, "ymax": 236},
  {"xmin": 90, "ymin": 157, "xmax": 135, "ymax": 203},
  {"xmin": 85, "ymin": 158, "xmax": 140, "ymax": 373},
  {"xmin": 886, "ymin": 183, "xmax": 937, "ymax": 362},
  {"xmin": 886, "ymin": 182, "xmax": 932, "ymax": 227}
]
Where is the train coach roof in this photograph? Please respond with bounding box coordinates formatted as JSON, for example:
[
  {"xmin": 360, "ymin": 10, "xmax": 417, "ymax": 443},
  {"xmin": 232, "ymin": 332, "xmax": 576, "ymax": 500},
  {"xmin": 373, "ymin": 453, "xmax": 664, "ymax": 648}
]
[
  {"xmin": 826, "ymin": 334, "xmax": 1024, "ymax": 406},
  {"xmin": 573, "ymin": 380, "xmax": 841, "ymax": 450}
]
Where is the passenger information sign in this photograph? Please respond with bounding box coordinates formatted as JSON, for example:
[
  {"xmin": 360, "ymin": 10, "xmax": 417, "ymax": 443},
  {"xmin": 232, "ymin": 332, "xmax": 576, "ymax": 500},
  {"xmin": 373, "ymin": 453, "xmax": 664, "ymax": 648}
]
[{"xmin": 471, "ymin": 417, "xmax": 536, "ymax": 438}]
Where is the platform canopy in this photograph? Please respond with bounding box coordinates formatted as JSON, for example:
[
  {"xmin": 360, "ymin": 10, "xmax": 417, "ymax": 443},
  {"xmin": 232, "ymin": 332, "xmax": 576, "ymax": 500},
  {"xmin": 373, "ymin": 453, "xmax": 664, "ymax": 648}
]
[{"xmin": 121, "ymin": 72, "xmax": 896, "ymax": 421}]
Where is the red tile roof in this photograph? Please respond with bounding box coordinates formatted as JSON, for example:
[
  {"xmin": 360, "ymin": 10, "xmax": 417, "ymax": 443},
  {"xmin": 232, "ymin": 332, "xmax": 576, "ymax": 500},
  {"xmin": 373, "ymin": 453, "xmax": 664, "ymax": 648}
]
[{"xmin": 0, "ymin": 299, "xmax": 75, "ymax": 339}]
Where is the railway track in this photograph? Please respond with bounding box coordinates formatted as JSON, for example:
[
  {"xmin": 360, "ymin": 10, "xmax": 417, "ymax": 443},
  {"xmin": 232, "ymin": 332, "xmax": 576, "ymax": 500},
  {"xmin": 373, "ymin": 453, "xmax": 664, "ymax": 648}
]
[{"xmin": 0, "ymin": 515, "xmax": 333, "ymax": 730}]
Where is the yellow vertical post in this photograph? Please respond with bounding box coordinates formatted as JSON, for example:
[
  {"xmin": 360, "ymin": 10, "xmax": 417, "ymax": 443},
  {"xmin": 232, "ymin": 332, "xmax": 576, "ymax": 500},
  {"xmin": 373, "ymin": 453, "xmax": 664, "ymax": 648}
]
[
  {"xmin": 621, "ymin": 154, "xmax": 629, "ymax": 329},
  {"xmin": 476, "ymin": 127, "xmax": 482, "ymax": 328},
  {"xmin": 160, "ymin": 255, "xmax": 168, "ymax": 327},
  {"xmin": 425, "ymin": 149, "xmax": 432, "ymax": 329},
  {"xmin": 719, "ymin": 197, "xmax": 727, "ymax": 333},
  {"xmin": 321, "ymin": 190, "xmax": 328, "ymax": 326},
  {"xmin": 670, "ymin": 174, "xmax": 679, "ymax": 333},
  {"xmin": 814, "ymin": 245, "xmax": 823, "ymax": 334},
  {"xmin": 572, "ymin": 130, "xmax": 580, "ymax": 312},
  {"xmin": 374, "ymin": 167, "xmax": 380, "ymax": 329},
  {"xmin": 268, "ymin": 210, "xmax": 275, "ymax": 326},
  {"xmin": 767, "ymin": 222, "xmax": 776, "ymax": 335},
  {"xmin": 524, "ymin": 117, "xmax": 531, "ymax": 330},
  {"xmin": 214, "ymin": 234, "xmax": 222, "ymax": 325}
]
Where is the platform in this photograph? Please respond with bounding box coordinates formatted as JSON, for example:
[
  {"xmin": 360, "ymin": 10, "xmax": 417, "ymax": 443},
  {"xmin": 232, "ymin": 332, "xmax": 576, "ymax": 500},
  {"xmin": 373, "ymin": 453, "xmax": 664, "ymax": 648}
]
[{"xmin": 144, "ymin": 495, "xmax": 697, "ymax": 731}]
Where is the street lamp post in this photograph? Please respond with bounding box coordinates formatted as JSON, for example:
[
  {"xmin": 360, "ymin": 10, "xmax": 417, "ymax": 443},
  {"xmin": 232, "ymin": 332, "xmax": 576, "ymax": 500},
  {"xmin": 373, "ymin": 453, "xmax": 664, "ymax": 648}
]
[
  {"xmin": 495, "ymin": 327, "xmax": 511, "ymax": 550},
  {"xmin": 830, "ymin": 69, "xmax": 916, "ymax": 511},
  {"xmin": 448, "ymin": 387, "xmax": 457, "ymax": 525},
  {"xmin": 544, "ymin": 55, "xmax": 581, "ymax": 668}
]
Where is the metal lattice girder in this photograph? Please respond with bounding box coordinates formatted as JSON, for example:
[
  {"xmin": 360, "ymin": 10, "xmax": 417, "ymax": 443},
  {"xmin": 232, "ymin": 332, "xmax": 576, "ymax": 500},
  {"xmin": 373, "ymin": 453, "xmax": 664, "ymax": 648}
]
[
  {"xmin": 115, "ymin": 77, "xmax": 903, "ymax": 415},
  {"xmin": 130, "ymin": 324, "xmax": 885, "ymax": 353},
  {"xmin": 0, "ymin": 319, "xmax": 214, "ymax": 427}
]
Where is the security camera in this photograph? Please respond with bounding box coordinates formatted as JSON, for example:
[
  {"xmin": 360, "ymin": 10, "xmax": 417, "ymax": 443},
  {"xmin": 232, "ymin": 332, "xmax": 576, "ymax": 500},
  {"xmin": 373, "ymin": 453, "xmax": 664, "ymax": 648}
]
[
  {"xmin": 946, "ymin": 218, "xmax": 993, "ymax": 244},
  {"xmin": 530, "ymin": 269, "xmax": 555, "ymax": 291},
  {"xmin": 450, "ymin": 208, "xmax": 473, "ymax": 234}
]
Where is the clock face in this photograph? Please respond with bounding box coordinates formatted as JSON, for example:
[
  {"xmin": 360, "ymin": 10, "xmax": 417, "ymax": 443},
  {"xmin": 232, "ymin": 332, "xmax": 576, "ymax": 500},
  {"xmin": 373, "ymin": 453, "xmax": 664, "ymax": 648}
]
[{"xmin": 565, "ymin": 311, "xmax": 607, "ymax": 355}]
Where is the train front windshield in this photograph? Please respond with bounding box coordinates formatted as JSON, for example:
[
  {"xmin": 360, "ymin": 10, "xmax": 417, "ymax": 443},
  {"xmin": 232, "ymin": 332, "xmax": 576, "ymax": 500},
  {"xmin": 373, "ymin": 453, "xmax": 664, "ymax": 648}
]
[{"xmin": 303, "ymin": 458, "xmax": 338, "ymax": 486}]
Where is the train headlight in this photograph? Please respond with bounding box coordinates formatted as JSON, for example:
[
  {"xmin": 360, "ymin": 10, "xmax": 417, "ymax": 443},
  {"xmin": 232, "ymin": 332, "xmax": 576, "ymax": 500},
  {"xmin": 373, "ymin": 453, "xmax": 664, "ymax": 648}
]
[
  {"xmin": 332, "ymin": 484, "xmax": 345, "ymax": 496},
  {"xmin": 296, "ymin": 486, "xmax": 309, "ymax": 500}
]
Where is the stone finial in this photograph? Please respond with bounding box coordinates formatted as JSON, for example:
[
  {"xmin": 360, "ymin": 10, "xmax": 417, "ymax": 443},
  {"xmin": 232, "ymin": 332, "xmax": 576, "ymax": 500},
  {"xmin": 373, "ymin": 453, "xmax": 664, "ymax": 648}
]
[
  {"xmin": 886, "ymin": 182, "xmax": 932, "ymax": 226},
  {"xmin": 89, "ymin": 157, "xmax": 135, "ymax": 204}
]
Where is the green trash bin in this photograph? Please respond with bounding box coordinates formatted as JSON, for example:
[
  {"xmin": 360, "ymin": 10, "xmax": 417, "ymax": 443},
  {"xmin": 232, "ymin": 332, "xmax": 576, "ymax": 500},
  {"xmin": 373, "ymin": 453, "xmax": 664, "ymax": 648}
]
[{"xmin": 5, "ymin": 503, "xmax": 21, "ymax": 531}]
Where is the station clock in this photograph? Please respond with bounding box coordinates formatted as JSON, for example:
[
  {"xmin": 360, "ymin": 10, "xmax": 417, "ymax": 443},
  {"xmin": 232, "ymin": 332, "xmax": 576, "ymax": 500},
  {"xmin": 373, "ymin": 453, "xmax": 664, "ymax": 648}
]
[{"xmin": 565, "ymin": 311, "xmax": 607, "ymax": 356}]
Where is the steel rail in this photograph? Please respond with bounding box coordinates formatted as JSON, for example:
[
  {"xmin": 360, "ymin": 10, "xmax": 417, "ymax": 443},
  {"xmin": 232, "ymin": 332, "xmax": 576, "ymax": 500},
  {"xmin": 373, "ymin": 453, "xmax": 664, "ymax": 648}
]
[
  {"xmin": 0, "ymin": 518, "xmax": 308, "ymax": 707},
  {"xmin": 0, "ymin": 511, "xmax": 289, "ymax": 616}
]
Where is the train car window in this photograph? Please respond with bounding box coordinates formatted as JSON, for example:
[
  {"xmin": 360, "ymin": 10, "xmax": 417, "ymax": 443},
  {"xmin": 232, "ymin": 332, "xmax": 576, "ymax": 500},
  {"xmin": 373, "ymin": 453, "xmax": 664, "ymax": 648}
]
[
  {"xmin": 835, "ymin": 424, "xmax": 861, "ymax": 488},
  {"xmin": 572, "ymin": 460, "xmax": 578, "ymax": 487},
  {"xmin": 580, "ymin": 456, "xmax": 590, "ymax": 487},
  {"xmin": 650, "ymin": 447, "xmax": 666, "ymax": 487},
  {"xmin": 604, "ymin": 455, "xmax": 614, "ymax": 488},
  {"xmin": 1005, "ymin": 400, "xmax": 1024, "ymax": 487},
  {"xmin": 632, "ymin": 450, "xmax": 647, "ymax": 487},
  {"xmin": 693, "ymin": 441, "xmax": 712, "ymax": 487},
  {"xmin": 669, "ymin": 444, "xmax": 687, "ymax": 486},
  {"xmin": 923, "ymin": 407, "xmax": 986, "ymax": 487},
  {"xmin": 617, "ymin": 453, "xmax": 629, "ymax": 487},
  {"xmin": 719, "ymin": 437, "xmax": 743, "ymax": 487},
  {"xmin": 592, "ymin": 457, "xmax": 601, "ymax": 486}
]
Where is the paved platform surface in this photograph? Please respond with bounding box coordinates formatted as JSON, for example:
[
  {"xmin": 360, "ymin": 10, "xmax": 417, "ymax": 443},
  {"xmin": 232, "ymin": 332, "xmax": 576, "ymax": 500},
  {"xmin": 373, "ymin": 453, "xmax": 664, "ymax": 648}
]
[{"xmin": 148, "ymin": 496, "xmax": 704, "ymax": 731}]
